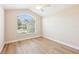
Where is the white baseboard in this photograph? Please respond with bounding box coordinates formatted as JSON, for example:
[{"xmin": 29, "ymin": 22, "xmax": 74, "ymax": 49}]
[
  {"xmin": 43, "ymin": 35, "xmax": 79, "ymax": 50},
  {"xmin": 5, "ymin": 35, "xmax": 79, "ymax": 51},
  {"xmin": 0, "ymin": 42, "xmax": 5, "ymax": 53},
  {"xmin": 6, "ymin": 36, "xmax": 41, "ymax": 44}
]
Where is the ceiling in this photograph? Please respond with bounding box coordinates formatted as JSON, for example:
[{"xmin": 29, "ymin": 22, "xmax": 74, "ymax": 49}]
[{"xmin": 2, "ymin": 4, "xmax": 76, "ymax": 17}]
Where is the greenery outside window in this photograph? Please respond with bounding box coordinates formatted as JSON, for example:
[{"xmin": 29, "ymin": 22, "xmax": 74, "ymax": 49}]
[{"xmin": 17, "ymin": 13, "xmax": 35, "ymax": 34}]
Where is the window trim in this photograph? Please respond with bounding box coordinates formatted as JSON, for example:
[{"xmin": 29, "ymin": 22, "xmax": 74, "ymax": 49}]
[{"xmin": 17, "ymin": 13, "xmax": 36, "ymax": 35}]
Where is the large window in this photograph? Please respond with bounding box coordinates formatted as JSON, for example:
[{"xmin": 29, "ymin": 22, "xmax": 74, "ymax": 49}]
[{"xmin": 17, "ymin": 13, "xmax": 35, "ymax": 34}]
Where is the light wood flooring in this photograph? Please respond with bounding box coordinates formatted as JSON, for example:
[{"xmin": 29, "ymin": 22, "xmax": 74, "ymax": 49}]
[{"xmin": 1, "ymin": 37, "xmax": 79, "ymax": 54}]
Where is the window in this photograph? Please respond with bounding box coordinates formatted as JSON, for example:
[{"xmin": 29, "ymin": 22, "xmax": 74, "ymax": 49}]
[{"xmin": 17, "ymin": 13, "xmax": 35, "ymax": 34}]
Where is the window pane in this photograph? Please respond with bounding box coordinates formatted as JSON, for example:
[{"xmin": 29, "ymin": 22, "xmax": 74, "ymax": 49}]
[{"xmin": 17, "ymin": 13, "xmax": 35, "ymax": 34}]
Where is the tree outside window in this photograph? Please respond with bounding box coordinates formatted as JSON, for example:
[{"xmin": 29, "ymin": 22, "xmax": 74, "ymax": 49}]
[{"xmin": 17, "ymin": 13, "xmax": 35, "ymax": 34}]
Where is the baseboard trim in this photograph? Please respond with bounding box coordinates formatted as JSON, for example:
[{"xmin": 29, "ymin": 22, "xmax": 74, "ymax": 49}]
[
  {"xmin": 6, "ymin": 36, "xmax": 41, "ymax": 44},
  {"xmin": 43, "ymin": 35, "xmax": 79, "ymax": 50},
  {"xmin": 0, "ymin": 42, "xmax": 5, "ymax": 53}
]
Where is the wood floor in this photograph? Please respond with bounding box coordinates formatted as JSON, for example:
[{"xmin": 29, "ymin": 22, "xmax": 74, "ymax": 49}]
[{"xmin": 1, "ymin": 37, "xmax": 79, "ymax": 54}]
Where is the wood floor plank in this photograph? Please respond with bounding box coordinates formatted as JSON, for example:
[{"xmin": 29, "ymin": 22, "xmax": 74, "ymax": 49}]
[{"xmin": 1, "ymin": 37, "xmax": 79, "ymax": 54}]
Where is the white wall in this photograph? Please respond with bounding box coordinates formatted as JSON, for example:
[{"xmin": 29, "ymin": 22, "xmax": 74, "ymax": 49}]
[
  {"xmin": 5, "ymin": 9, "xmax": 42, "ymax": 43},
  {"xmin": 0, "ymin": 6, "xmax": 5, "ymax": 52},
  {"xmin": 43, "ymin": 5, "xmax": 79, "ymax": 50}
]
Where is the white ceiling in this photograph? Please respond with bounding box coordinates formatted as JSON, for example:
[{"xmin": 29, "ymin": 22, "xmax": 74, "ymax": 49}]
[
  {"xmin": 30, "ymin": 4, "xmax": 75, "ymax": 17},
  {"xmin": 2, "ymin": 4, "xmax": 76, "ymax": 17}
]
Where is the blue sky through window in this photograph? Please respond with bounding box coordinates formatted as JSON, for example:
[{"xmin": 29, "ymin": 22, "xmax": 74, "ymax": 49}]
[
  {"xmin": 17, "ymin": 13, "xmax": 33, "ymax": 23},
  {"xmin": 17, "ymin": 13, "xmax": 35, "ymax": 34}
]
